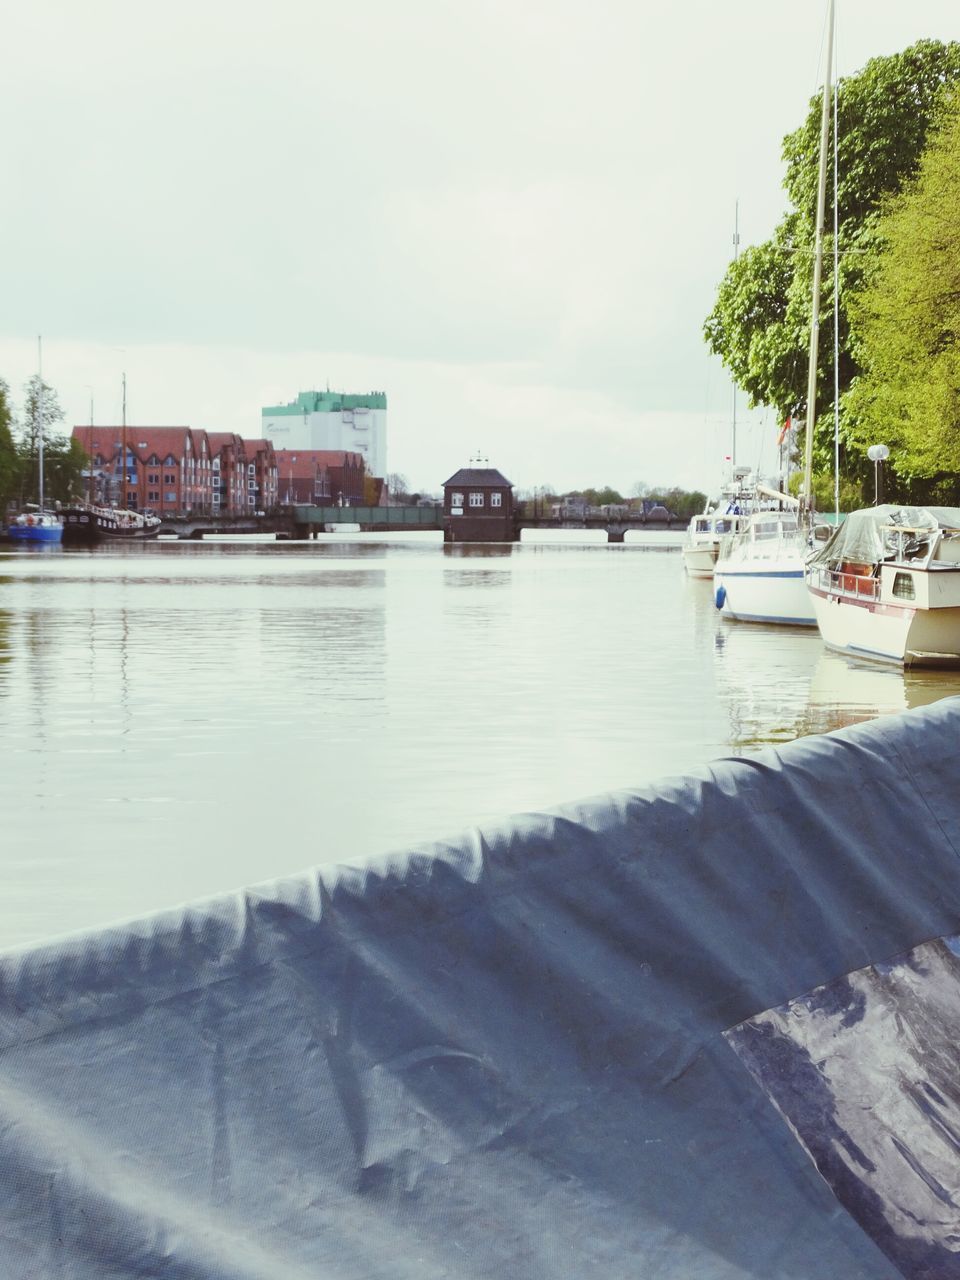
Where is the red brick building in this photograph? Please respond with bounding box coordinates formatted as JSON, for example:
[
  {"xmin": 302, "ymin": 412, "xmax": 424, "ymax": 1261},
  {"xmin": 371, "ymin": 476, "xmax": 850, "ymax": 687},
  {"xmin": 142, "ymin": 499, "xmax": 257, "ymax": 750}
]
[
  {"xmin": 72, "ymin": 427, "xmax": 280, "ymax": 516},
  {"xmin": 274, "ymin": 450, "xmax": 365, "ymax": 505},
  {"xmin": 442, "ymin": 463, "xmax": 515, "ymax": 543}
]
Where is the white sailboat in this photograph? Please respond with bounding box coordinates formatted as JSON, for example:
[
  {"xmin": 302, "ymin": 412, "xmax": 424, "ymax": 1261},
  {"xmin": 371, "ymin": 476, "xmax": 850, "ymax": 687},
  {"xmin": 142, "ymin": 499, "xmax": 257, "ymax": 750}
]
[
  {"xmin": 7, "ymin": 337, "xmax": 63, "ymax": 544},
  {"xmin": 714, "ymin": 0, "xmax": 835, "ymax": 626}
]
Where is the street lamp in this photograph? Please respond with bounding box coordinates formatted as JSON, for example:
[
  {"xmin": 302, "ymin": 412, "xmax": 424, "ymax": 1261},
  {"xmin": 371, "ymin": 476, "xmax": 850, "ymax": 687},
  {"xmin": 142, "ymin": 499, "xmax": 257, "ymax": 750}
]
[{"xmin": 867, "ymin": 444, "xmax": 889, "ymax": 506}]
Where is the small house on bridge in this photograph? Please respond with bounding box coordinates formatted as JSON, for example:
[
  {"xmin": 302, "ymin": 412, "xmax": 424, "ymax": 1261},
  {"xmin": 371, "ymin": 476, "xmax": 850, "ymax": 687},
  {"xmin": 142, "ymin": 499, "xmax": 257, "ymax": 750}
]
[{"xmin": 442, "ymin": 461, "xmax": 515, "ymax": 543}]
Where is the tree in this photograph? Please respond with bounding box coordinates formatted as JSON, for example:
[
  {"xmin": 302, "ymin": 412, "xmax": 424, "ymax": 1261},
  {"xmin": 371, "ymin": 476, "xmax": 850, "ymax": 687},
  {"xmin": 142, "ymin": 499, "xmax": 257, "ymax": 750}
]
[
  {"xmin": 16, "ymin": 374, "xmax": 85, "ymax": 505},
  {"xmin": 386, "ymin": 472, "xmax": 409, "ymax": 502},
  {"xmin": 844, "ymin": 98, "xmax": 960, "ymax": 491},
  {"xmin": 0, "ymin": 380, "xmax": 19, "ymax": 513},
  {"xmin": 704, "ymin": 40, "xmax": 960, "ymax": 484}
]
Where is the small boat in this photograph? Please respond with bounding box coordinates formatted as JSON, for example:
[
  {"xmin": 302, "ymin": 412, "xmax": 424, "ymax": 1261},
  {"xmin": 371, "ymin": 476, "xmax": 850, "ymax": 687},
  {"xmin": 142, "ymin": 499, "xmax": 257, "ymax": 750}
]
[
  {"xmin": 681, "ymin": 506, "xmax": 752, "ymax": 579},
  {"xmin": 7, "ymin": 508, "xmax": 63, "ymax": 544},
  {"xmin": 7, "ymin": 339, "xmax": 63, "ymax": 545},
  {"xmin": 61, "ymin": 504, "xmax": 162, "ymax": 544},
  {"xmin": 805, "ymin": 504, "xmax": 960, "ymax": 666}
]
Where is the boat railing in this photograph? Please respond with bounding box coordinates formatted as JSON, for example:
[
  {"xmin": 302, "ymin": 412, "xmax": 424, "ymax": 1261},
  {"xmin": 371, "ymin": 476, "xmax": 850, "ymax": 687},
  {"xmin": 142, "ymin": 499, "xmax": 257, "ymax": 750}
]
[{"xmin": 809, "ymin": 564, "xmax": 880, "ymax": 600}]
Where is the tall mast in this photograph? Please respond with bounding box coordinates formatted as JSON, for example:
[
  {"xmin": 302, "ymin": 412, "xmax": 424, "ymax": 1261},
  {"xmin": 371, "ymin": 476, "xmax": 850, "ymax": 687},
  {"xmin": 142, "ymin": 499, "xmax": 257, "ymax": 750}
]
[
  {"xmin": 732, "ymin": 199, "xmax": 740, "ymax": 469},
  {"xmin": 121, "ymin": 372, "xmax": 127, "ymax": 508},
  {"xmin": 802, "ymin": 0, "xmax": 835, "ymax": 511},
  {"xmin": 37, "ymin": 336, "xmax": 44, "ymax": 512},
  {"xmin": 88, "ymin": 395, "xmax": 95, "ymax": 505}
]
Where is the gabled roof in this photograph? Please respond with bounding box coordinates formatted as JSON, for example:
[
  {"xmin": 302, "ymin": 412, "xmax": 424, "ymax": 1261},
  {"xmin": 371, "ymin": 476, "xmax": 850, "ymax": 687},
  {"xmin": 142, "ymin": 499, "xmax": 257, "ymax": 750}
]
[
  {"xmin": 442, "ymin": 467, "xmax": 512, "ymax": 488},
  {"xmin": 72, "ymin": 426, "xmax": 194, "ymax": 458}
]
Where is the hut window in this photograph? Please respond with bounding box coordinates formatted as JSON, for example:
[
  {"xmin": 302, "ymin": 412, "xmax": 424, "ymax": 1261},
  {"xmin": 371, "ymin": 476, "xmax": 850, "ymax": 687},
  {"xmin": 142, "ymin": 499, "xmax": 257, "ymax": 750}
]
[
  {"xmin": 451, "ymin": 492, "xmax": 463, "ymax": 507},
  {"xmin": 469, "ymin": 492, "xmax": 484, "ymax": 507},
  {"xmin": 491, "ymin": 493, "xmax": 502, "ymax": 508}
]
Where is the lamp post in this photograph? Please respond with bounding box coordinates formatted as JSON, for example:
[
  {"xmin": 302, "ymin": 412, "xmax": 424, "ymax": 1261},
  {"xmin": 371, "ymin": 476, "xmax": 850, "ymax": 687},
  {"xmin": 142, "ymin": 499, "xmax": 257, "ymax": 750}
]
[{"xmin": 867, "ymin": 444, "xmax": 889, "ymax": 506}]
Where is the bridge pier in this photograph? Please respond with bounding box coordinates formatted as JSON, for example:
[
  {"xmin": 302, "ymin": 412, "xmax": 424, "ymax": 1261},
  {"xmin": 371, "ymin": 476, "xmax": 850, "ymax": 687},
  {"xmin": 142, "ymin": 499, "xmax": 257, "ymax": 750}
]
[{"xmin": 607, "ymin": 526, "xmax": 626, "ymax": 544}]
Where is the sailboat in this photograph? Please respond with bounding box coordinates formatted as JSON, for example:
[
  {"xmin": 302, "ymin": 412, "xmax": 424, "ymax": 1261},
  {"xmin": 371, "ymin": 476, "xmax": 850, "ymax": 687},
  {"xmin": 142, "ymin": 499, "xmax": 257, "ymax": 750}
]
[
  {"xmin": 7, "ymin": 338, "xmax": 63, "ymax": 544},
  {"xmin": 713, "ymin": 0, "xmax": 836, "ymax": 626},
  {"xmin": 61, "ymin": 375, "xmax": 161, "ymax": 544}
]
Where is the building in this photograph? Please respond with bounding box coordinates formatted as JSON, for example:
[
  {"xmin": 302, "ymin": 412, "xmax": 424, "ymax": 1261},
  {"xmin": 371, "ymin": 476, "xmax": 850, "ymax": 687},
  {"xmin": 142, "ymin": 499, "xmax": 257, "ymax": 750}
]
[
  {"xmin": 261, "ymin": 391, "xmax": 387, "ymax": 480},
  {"xmin": 442, "ymin": 461, "xmax": 515, "ymax": 543},
  {"xmin": 274, "ymin": 450, "xmax": 366, "ymax": 505},
  {"xmin": 71, "ymin": 427, "xmax": 279, "ymax": 517}
]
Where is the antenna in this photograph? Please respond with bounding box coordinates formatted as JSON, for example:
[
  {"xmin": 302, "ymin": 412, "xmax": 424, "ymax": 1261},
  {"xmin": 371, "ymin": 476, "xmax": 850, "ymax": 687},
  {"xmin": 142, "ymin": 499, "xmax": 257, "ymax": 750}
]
[{"xmin": 37, "ymin": 336, "xmax": 44, "ymax": 512}]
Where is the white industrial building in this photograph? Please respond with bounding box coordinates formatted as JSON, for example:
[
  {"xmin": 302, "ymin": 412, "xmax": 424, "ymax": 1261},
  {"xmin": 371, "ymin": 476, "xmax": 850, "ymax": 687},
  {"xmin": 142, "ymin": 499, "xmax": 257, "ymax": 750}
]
[{"xmin": 260, "ymin": 391, "xmax": 387, "ymax": 479}]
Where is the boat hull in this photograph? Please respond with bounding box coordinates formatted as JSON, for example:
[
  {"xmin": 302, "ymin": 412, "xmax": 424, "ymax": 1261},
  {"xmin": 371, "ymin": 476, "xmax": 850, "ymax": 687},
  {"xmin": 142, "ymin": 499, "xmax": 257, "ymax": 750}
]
[
  {"xmin": 809, "ymin": 586, "xmax": 960, "ymax": 667},
  {"xmin": 681, "ymin": 544, "xmax": 717, "ymax": 578},
  {"xmin": 7, "ymin": 521, "xmax": 63, "ymax": 543},
  {"xmin": 714, "ymin": 564, "xmax": 816, "ymax": 626},
  {"xmin": 61, "ymin": 508, "xmax": 161, "ymax": 544}
]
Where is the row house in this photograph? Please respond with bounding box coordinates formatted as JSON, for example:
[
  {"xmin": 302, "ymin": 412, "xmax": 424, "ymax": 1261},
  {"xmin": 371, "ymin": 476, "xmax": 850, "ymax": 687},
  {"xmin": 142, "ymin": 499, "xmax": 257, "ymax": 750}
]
[
  {"xmin": 273, "ymin": 450, "xmax": 366, "ymax": 506},
  {"xmin": 71, "ymin": 427, "xmax": 279, "ymax": 517}
]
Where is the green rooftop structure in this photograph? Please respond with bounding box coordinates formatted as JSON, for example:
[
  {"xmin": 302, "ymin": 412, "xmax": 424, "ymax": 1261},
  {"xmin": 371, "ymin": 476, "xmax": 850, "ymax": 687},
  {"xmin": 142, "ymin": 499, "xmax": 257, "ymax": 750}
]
[
  {"xmin": 261, "ymin": 390, "xmax": 388, "ymax": 478},
  {"xmin": 262, "ymin": 391, "xmax": 387, "ymax": 417}
]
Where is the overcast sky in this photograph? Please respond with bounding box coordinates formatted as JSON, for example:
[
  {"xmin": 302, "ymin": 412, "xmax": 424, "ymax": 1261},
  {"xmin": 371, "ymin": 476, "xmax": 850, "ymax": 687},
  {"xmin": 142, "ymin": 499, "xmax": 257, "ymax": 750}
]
[{"xmin": 3, "ymin": 1, "xmax": 958, "ymax": 495}]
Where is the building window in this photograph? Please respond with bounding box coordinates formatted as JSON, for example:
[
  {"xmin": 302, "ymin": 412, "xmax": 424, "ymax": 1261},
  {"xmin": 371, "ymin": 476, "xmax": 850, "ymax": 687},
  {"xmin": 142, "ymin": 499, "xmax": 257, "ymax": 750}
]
[
  {"xmin": 491, "ymin": 492, "xmax": 502, "ymax": 508},
  {"xmin": 165, "ymin": 491, "xmax": 177, "ymax": 503},
  {"xmin": 248, "ymin": 480, "xmax": 256, "ymax": 490},
  {"xmin": 147, "ymin": 473, "xmax": 159, "ymax": 484},
  {"xmin": 469, "ymin": 492, "xmax": 484, "ymax": 507},
  {"xmin": 248, "ymin": 495, "xmax": 256, "ymax": 505},
  {"xmin": 248, "ymin": 464, "xmax": 256, "ymax": 475},
  {"xmin": 451, "ymin": 492, "xmax": 464, "ymax": 507},
  {"xmin": 147, "ymin": 490, "xmax": 159, "ymax": 503}
]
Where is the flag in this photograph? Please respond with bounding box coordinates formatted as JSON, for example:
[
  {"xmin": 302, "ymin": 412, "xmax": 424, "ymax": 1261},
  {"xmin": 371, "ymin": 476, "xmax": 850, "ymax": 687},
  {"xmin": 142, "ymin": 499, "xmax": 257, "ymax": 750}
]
[{"xmin": 777, "ymin": 416, "xmax": 792, "ymax": 446}]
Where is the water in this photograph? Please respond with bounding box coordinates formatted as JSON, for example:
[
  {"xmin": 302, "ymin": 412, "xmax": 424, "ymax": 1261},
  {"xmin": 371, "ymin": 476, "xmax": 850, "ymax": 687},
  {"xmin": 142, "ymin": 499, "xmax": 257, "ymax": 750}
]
[{"xmin": 2, "ymin": 532, "xmax": 958, "ymax": 950}]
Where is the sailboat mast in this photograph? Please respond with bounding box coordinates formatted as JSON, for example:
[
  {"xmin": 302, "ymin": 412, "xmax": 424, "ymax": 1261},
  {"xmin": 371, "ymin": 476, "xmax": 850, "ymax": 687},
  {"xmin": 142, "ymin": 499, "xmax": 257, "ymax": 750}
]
[
  {"xmin": 801, "ymin": 0, "xmax": 835, "ymax": 509},
  {"xmin": 121, "ymin": 372, "xmax": 127, "ymax": 509},
  {"xmin": 37, "ymin": 337, "xmax": 44, "ymax": 512}
]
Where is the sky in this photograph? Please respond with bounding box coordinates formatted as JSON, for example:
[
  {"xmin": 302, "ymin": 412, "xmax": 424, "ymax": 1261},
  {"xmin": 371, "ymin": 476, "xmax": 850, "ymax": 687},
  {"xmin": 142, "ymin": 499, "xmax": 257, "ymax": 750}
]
[{"xmin": 3, "ymin": 0, "xmax": 959, "ymax": 497}]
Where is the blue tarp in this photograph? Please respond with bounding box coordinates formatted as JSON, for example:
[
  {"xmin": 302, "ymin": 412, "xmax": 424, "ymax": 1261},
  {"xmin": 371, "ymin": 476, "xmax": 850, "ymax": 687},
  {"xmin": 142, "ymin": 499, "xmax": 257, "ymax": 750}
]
[{"xmin": 4, "ymin": 700, "xmax": 960, "ymax": 1277}]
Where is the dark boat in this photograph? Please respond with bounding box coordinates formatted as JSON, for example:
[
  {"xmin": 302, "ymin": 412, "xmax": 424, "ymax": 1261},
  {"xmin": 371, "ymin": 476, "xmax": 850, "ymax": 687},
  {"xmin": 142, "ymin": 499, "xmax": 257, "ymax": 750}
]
[{"xmin": 61, "ymin": 505, "xmax": 162, "ymax": 544}]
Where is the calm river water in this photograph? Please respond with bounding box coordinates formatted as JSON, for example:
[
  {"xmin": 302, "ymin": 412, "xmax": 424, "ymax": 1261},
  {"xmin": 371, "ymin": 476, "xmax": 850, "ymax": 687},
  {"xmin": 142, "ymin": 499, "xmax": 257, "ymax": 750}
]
[{"xmin": 2, "ymin": 531, "xmax": 958, "ymax": 950}]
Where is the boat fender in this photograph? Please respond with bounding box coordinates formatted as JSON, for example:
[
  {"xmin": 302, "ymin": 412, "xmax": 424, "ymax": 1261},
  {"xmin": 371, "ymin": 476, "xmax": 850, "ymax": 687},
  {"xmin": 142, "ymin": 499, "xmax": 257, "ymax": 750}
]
[{"xmin": 715, "ymin": 584, "xmax": 726, "ymax": 610}]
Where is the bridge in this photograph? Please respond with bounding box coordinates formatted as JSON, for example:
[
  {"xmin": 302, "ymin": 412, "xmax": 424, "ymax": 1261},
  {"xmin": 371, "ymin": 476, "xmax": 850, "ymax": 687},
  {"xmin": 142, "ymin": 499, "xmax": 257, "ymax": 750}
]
[{"xmin": 159, "ymin": 505, "xmax": 681, "ymax": 542}]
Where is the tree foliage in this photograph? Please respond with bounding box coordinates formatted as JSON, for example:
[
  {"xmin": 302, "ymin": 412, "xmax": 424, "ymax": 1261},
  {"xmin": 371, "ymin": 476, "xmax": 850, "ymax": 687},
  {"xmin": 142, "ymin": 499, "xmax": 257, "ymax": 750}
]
[
  {"xmin": 845, "ymin": 98, "xmax": 960, "ymax": 490},
  {"xmin": 0, "ymin": 380, "xmax": 18, "ymax": 513},
  {"xmin": 15, "ymin": 375, "xmax": 85, "ymax": 506},
  {"xmin": 704, "ymin": 39, "xmax": 960, "ymax": 488}
]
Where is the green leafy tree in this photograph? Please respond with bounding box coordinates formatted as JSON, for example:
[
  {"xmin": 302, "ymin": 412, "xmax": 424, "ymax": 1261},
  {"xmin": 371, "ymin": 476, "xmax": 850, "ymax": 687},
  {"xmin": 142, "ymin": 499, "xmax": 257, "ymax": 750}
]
[
  {"xmin": 16, "ymin": 375, "xmax": 85, "ymax": 505},
  {"xmin": 705, "ymin": 39, "xmax": 960, "ymax": 488},
  {"xmin": 845, "ymin": 98, "xmax": 960, "ymax": 495},
  {"xmin": 0, "ymin": 379, "xmax": 20, "ymax": 514}
]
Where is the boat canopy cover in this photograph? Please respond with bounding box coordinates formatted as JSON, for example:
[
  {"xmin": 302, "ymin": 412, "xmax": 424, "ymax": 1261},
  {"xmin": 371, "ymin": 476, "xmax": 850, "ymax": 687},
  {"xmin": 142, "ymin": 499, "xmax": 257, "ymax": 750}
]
[
  {"xmin": 809, "ymin": 503, "xmax": 960, "ymax": 568},
  {"xmin": 4, "ymin": 701, "xmax": 960, "ymax": 1278}
]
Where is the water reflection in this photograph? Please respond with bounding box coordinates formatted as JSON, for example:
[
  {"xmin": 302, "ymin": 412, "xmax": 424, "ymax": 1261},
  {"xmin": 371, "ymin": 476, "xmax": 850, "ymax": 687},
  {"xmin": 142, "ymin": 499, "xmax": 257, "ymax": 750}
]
[{"xmin": 805, "ymin": 651, "xmax": 960, "ymax": 736}]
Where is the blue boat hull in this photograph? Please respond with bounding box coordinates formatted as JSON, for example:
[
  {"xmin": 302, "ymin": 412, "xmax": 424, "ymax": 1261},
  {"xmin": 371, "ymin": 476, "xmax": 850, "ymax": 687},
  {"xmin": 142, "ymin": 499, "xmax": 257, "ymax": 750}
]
[{"xmin": 7, "ymin": 522, "xmax": 63, "ymax": 543}]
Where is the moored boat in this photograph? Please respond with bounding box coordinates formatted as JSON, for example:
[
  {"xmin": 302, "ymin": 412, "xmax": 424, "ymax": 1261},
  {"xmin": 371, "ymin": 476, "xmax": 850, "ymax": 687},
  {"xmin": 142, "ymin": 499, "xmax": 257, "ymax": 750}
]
[
  {"xmin": 61, "ymin": 504, "xmax": 162, "ymax": 544},
  {"xmin": 805, "ymin": 505, "xmax": 960, "ymax": 666},
  {"xmin": 681, "ymin": 470, "xmax": 755, "ymax": 579},
  {"xmin": 7, "ymin": 509, "xmax": 63, "ymax": 543},
  {"xmin": 714, "ymin": 508, "xmax": 819, "ymax": 625},
  {"xmin": 7, "ymin": 339, "xmax": 63, "ymax": 545}
]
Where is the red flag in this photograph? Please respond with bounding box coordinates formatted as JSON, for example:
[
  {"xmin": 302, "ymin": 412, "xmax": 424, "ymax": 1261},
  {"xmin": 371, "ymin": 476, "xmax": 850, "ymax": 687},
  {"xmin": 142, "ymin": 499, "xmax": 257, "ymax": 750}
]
[{"xmin": 777, "ymin": 416, "xmax": 792, "ymax": 446}]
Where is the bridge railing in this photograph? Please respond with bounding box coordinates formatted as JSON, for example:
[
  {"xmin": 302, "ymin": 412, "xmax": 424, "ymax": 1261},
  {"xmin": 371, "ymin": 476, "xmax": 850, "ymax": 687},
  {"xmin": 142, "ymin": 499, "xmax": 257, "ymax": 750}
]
[{"xmin": 291, "ymin": 505, "xmax": 444, "ymax": 527}]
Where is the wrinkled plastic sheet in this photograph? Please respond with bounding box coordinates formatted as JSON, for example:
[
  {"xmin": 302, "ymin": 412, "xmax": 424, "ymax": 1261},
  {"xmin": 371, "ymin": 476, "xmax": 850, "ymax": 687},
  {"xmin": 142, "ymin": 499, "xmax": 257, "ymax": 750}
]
[
  {"xmin": 728, "ymin": 934, "xmax": 960, "ymax": 1280},
  {"xmin": 808, "ymin": 503, "xmax": 960, "ymax": 568},
  {"xmin": 4, "ymin": 701, "xmax": 960, "ymax": 1277}
]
